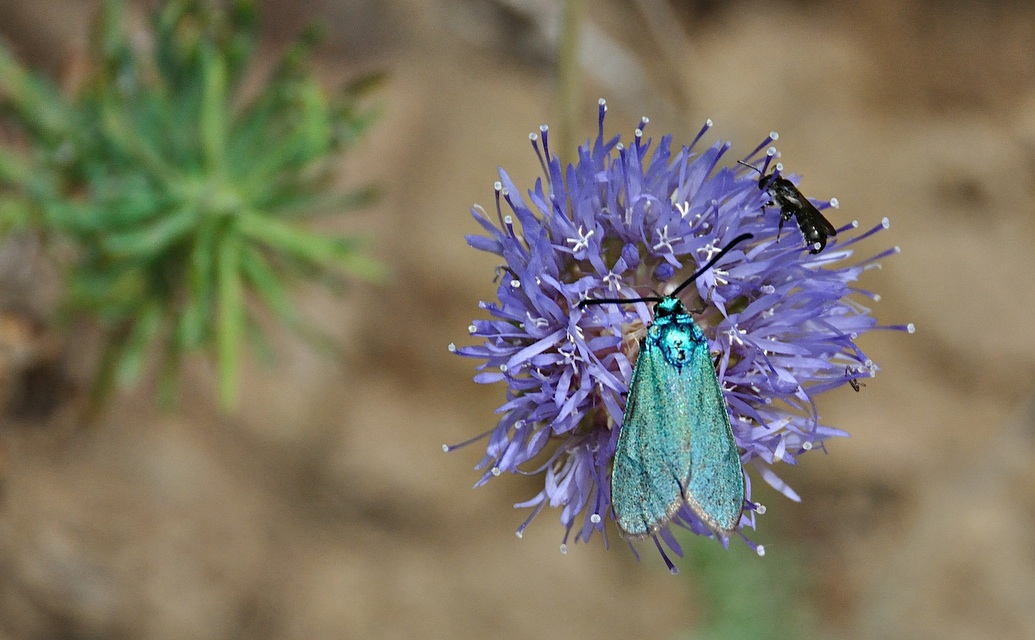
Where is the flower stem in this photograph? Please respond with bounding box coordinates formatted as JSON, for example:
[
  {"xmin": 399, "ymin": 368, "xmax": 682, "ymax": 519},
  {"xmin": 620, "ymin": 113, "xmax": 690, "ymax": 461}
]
[{"xmin": 556, "ymin": 0, "xmax": 583, "ymax": 164}]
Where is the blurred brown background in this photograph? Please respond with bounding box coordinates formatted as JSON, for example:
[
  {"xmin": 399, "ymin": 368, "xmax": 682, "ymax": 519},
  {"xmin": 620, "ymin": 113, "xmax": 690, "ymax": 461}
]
[{"xmin": 0, "ymin": 0, "xmax": 1034, "ymax": 638}]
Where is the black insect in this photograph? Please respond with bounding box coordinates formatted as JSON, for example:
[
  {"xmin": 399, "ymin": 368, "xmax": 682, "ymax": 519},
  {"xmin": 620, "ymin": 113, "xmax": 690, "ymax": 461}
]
[
  {"xmin": 738, "ymin": 160, "xmax": 838, "ymax": 254},
  {"xmin": 846, "ymin": 366, "xmax": 865, "ymax": 392}
]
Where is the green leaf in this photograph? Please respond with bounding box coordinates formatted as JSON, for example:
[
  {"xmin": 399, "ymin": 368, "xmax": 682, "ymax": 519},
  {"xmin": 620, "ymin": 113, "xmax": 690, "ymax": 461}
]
[
  {"xmin": 341, "ymin": 71, "xmax": 388, "ymax": 98},
  {"xmin": 176, "ymin": 219, "xmax": 218, "ymax": 349},
  {"xmin": 243, "ymin": 312, "xmax": 276, "ymax": 366},
  {"xmin": 156, "ymin": 343, "xmax": 182, "ymax": 408},
  {"xmin": 96, "ymin": 0, "xmax": 128, "ymax": 56},
  {"xmin": 114, "ymin": 300, "xmax": 164, "ymax": 388},
  {"xmin": 68, "ymin": 265, "xmax": 146, "ymax": 316},
  {"xmin": 0, "ymin": 44, "xmax": 71, "ymax": 142},
  {"xmin": 102, "ymin": 205, "xmax": 198, "ymax": 257},
  {"xmin": 199, "ymin": 43, "xmax": 227, "ymax": 173},
  {"xmin": 240, "ymin": 245, "xmax": 342, "ymax": 354},
  {"xmin": 93, "ymin": 0, "xmax": 134, "ymax": 82},
  {"xmin": 225, "ymin": 95, "xmax": 278, "ymax": 178},
  {"xmin": 0, "ymin": 196, "xmax": 36, "ymax": 233},
  {"xmin": 255, "ymin": 184, "xmax": 380, "ymax": 220},
  {"xmin": 236, "ymin": 209, "xmax": 384, "ymax": 280},
  {"xmin": 240, "ymin": 244, "xmax": 300, "ymax": 329},
  {"xmin": 99, "ymin": 99, "xmax": 175, "ymax": 180},
  {"xmin": 224, "ymin": 0, "xmax": 257, "ymax": 89},
  {"xmin": 295, "ymin": 77, "xmax": 331, "ymax": 157},
  {"xmin": 216, "ymin": 231, "xmax": 243, "ymax": 409},
  {"xmin": 0, "ymin": 147, "xmax": 30, "ymax": 184}
]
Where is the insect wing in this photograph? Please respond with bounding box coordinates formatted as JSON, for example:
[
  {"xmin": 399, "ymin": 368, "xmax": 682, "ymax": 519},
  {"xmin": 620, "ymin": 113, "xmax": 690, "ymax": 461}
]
[
  {"xmin": 611, "ymin": 316, "xmax": 744, "ymax": 540},
  {"xmin": 611, "ymin": 325, "xmax": 694, "ymax": 540},
  {"xmin": 793, "ymin": 197, "xmax": 838, "ymax": 254},
  {"xmin": 681, "ymin": 336, "xmax": 745, "ymax": 535}
]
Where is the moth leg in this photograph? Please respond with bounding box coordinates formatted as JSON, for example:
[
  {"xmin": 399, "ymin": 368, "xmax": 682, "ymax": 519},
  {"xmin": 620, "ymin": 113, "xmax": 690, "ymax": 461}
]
[{"xmin": 675, "ymin": 472, "xmax": 689, "ymax": 499}]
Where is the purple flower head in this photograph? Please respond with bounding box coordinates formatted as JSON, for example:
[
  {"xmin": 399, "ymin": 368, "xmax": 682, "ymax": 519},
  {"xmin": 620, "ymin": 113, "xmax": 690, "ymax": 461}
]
[{"xmin": 449, "ymin": 99, "xmax": 912, "ymax": 568}]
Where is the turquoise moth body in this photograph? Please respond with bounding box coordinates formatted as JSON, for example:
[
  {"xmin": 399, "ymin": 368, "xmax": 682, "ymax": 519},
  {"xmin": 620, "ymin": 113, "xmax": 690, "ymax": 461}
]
[{"xmin": 611, "ymin": 295, "xmax": 745, "ymax": 541}]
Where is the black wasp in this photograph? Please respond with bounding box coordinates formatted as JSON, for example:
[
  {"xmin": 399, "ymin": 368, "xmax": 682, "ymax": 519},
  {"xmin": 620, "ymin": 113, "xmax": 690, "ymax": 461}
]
[{"xmin": 738, "ymin": 160, "xmax": 838, "ymax": 254}]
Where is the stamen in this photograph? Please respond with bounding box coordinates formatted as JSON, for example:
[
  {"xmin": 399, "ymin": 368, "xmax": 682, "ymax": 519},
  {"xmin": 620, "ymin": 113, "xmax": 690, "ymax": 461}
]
[
  {"xmin": 690, "ymin": 118, "xmax": 713, "ymax": 151},
  {"xmin": 652, "ymin": 225, "xmax": 674, "ymax": 253},
  {"xmin": 653, "ymin": 536, "xmax": 679, "ymax": 575},
  {"xmin": 566, "ymin": 226, "xmax": 595, "ymax": 253},
  {"xmin": 516, "ymin": 501, "xmax": 546, "ymax": 538},
  {"xmin": 530, "ymin": 132, "xmax": 549, "ymax": 178},
  {"xmin": 741, "ymin": 130, "xmax": 778, "ymax": 163},
  {"xmin": 493, "ymin": 181, "xmax": 505, "ymax": 229},
  {"xmin": 442, "ymin": 427, "xmax": 494, "ymax": 452}
]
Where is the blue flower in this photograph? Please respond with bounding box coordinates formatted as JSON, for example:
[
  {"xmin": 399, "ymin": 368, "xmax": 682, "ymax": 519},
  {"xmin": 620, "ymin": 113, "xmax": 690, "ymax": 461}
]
[{"xmin": 449, "ymin": 99, "xmax": 912, "ymax": 568}]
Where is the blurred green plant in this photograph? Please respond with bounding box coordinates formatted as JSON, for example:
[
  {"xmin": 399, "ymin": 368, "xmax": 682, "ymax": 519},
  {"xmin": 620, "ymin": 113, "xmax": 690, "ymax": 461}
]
[
  {"xmin": 0, "ymin": 0, "xmax": 383, "ymax": 411},
  {"xmin": 678, "ymin": 534, "xmax": 820, "ymax": 640}
]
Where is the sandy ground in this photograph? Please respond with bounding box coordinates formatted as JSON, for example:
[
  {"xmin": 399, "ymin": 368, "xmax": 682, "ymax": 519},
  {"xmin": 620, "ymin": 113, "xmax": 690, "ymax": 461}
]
[{"xmin": 0, "ymin": 0, "xmax": 1034, "ymax": 638}]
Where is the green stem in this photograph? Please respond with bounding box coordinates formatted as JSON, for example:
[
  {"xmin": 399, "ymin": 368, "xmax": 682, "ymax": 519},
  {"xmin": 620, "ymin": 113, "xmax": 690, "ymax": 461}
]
[{"xmin": 556, "ymin": 0, "xmax": 583, "ymax": 164}]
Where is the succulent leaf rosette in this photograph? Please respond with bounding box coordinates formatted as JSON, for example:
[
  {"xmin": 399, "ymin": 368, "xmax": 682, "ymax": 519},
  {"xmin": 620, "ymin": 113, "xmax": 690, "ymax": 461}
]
[{"xmin": 0, "ymin": 0, "xmax": 382, "ymax": 410}]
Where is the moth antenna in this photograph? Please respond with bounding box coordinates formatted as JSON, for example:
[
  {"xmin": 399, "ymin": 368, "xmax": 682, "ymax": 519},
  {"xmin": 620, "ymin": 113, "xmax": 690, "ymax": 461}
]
[{"xmin": 670, "ymin": 233, "xmax": 753, "ymax": 298}]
